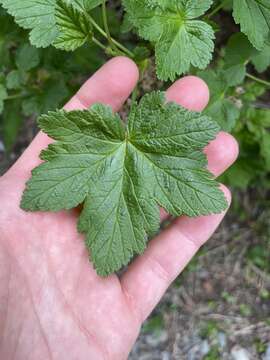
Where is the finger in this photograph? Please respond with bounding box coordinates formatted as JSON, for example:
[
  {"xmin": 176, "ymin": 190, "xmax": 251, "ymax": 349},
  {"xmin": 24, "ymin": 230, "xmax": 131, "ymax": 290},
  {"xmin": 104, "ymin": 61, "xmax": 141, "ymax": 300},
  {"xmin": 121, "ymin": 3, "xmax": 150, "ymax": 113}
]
[
  {"xmin": 166, "ymin": 75, "xmax": 210, "ymax": 111},
  {"xmin": 160, "ymin": 76, "xmax": 238, "ymax": 221},
  {"xmin": 64, "ymin": 56, "xmax": 139, "ymax": 112},
  {"xmin": 8, "ymin": 57, "xmax": 139, "ymax": 176},
  {"xmin": 204, "ymin": 131, "xmax": 238, "ymax": 177},
  {"xmin": 160, "ymin": 131, "xmax": 238, "ymax": 222},
  {"xmin": 167, "ymin": 75, "xmax": 239, "ymax": 177},
  {"xmin": 121, "ymin": 76, "xmax": 238, "ymax": 322}
]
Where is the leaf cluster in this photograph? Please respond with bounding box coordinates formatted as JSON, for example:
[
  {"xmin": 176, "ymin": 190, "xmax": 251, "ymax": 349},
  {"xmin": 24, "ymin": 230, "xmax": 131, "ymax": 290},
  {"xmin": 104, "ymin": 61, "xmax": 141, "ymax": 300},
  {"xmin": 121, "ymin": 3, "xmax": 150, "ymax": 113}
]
[
  {"xmin": 1, "ymin": 0, "xmax": 270, "ymax": 83},
  {"xmin": 0, "ymin": 5, "xmax": 120, "ymax": 152}
]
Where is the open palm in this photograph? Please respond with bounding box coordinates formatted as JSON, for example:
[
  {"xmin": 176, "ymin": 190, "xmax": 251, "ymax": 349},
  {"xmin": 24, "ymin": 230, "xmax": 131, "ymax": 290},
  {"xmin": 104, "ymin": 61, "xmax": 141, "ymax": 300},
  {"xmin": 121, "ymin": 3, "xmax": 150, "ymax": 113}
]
[{"xmin": 0, "ymin": 57, "xmax": 238, "ymax": 360}]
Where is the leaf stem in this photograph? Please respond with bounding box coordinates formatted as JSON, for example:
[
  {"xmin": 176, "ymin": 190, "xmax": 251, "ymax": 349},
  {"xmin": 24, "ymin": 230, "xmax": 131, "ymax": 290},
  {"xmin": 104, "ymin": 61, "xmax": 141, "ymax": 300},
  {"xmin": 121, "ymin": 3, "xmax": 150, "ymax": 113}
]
[
  {"xmin": 92, "ymin": 37, "xmax": 107, "ymax": 52},
  {"xmin": 5, "ymin": 92, "xmax": 29, "ymax": 100},
  {"xmin": 207, "ymin": 0, "xmax": 227, "ymax": 18},
  {"xmin": 130, "ymin": 85, "xmax": 138, "ymax": 112},
  {"xmin": 130, "ymin": 65, "xmax": 145, "ymax": 112},
  {"xmin": 101, "ymin": 0, "xmax": 118, "ymax": 53},
  {"xmin": 88, "ymin": 15, "xmax": 134, "ymax": 58},
  {"xmin": 246, "ymin": 73, "xmax": 270, "ymax": 88},
  {"xmin": 112, "ymin": 39, "xmax": 134, "ymax": 59}
]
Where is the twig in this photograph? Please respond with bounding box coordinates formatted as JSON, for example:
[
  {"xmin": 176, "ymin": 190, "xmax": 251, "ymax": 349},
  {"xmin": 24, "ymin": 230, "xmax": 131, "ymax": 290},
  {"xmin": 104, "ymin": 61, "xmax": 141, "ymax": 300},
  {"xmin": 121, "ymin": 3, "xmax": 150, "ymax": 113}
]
[
  {"xmin": 246, "ymin": 73, "xmax": 270, "ymax": 88},
  {"xmin": 247, "ymin": 263, "xmax": 270, "ymax": 285},
  {"xmin": 232, "ymin": 322, "xmax": 269, "ymax": 337}
]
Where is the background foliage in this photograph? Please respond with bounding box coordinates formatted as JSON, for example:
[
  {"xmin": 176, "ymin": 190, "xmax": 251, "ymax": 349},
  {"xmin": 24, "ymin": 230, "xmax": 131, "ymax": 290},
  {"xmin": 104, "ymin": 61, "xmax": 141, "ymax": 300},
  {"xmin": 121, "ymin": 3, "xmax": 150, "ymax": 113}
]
[{"xmin": 0, "ymin": 0, "xmax": 270, "ymax": 190}]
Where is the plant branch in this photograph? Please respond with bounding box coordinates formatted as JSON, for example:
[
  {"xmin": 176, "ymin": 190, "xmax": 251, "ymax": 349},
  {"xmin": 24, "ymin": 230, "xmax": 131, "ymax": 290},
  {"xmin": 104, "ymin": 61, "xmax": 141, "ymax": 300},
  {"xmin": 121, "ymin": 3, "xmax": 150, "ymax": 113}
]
[
  {"xmin": 111, "ymin": 39, "xmax": 134, "ymax": 59},
  {"xmin": 5, "ymin": 92, "xmax": 30, "ymax": 100},
  {"xmin": 92, "ymin": 37, "xmax": 107, "ymax": 52},
  {"xmin": 88, "ymin": 14, "xmax": 134, "ymax": 58},
  {"xmin": 246, "ymin": 73, "xmax": 270, "ymax": 88},
  {"xmin": 207, "ymin": 0, "xmax": 227, "ymax": 18},
  {"xmin": 102, "ymin": 0, "xmax": 118, "ymax": 53}
]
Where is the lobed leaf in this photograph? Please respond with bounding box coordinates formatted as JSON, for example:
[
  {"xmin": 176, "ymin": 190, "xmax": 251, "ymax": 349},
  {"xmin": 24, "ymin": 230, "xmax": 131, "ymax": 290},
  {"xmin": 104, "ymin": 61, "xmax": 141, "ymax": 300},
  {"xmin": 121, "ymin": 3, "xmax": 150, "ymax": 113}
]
[
  {"xmin": 233, "ymin": 0, "xmax": 270, "ymax": 50},
  {"xmin": 123, "ymin": 0, "xmax": 215, "ymax": 80},
  {"xmin": 0, "ymin": 0, "xmax": 102, "ymax": 48},
  {"xmin": 0, "ymin": 0, "xmax": 58, "ymax": 47},
  {"xmin": 21, "ymin": 92, "xmax": 227, "ymax": 276},
  {"xmin": 54, "ymin": 0, "xmax": 93, "ymax": 51}
]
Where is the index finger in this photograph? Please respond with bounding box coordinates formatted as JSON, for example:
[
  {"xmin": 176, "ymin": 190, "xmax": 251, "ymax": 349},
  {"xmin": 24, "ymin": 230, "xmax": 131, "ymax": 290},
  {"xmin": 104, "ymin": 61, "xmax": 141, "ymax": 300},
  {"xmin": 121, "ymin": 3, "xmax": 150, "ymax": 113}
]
[{"xmin": 6, "ymin": 57, "xmax": 139, "ymax": 179}]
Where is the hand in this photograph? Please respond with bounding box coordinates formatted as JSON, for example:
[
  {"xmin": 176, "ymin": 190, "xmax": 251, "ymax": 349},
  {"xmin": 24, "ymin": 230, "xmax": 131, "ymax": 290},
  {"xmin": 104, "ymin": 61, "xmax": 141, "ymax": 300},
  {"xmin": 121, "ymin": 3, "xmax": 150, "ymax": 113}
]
[{"xmin": 0, "ymin": 57, "xmax": 238, "ymax": 360}]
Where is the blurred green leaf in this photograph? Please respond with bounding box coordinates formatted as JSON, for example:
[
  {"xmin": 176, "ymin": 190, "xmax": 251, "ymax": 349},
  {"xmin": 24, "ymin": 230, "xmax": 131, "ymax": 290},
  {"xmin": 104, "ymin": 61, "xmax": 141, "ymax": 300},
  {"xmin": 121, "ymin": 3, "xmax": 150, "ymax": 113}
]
[
  {"xmin": 6, "ymin": 70, "xmax": 27, "ymax": 89},
  {"xmin": 133, "ymin": 45, "xmax": 151, "ymax": 62},
  {"xmin": 2, "ymin": 100, "xmax": 22, "ymax": 151},
  {"xmin": 261, "ymin": 132, "xmax": 270, "ymax": 170},
  {"xmin": 223, "ymin": 33, "xmax": 255, "ymax": 86},
  {"xmin": 198, "ymin": 69, "xmax": 240, "ymax": 131},
  {"xmin": 251, "ymin": 41, "xmax": 270, "ymax": 73},
  {"xmin": 0, "ymin": 83, "xmax": 7, "ymax": 114},
  {"xmin": 220, "ymin": 158, "xmax": 259, "ymax": 189},
  {"xmin": 143, "ymin": 314, "xmax": 165, "ymax": 335},
  {"xmin": 248, "ymin": 244, "xmax": 270, "ymax": 272},
  {"xmin": 22, "ymin": 77, "xmax": 69, "ymax": 117},
  {"xmin": 53, "ymin": 0, "xmax": 93, "ymax": 51},
  {"xmin": 16, "ymin": 44, "xmax": 40, "ymax": 72}
]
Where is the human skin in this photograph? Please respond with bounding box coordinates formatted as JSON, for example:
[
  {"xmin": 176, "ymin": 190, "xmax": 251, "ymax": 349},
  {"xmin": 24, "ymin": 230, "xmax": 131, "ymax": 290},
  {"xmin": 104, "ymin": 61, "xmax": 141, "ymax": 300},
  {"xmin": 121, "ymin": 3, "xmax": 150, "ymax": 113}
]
[{"xmin": 0, "ymin": 57, "xmax": 238, "ymax": 360}]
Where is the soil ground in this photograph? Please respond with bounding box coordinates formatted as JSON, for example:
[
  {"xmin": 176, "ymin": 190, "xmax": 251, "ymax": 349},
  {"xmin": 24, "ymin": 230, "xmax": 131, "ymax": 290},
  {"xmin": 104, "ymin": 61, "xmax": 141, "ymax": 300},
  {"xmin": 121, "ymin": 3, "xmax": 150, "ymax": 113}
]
[{"xmin": 129, "ymin": 213, "xmax": 270, "ymax": 360}]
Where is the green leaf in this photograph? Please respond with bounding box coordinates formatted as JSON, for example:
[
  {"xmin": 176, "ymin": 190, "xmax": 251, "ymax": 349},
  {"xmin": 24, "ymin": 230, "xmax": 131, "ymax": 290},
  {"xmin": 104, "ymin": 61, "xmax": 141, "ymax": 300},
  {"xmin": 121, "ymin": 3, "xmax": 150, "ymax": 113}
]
[
  {"xmin": 251, "ymin": 42, "xmax": 270, "ymax": 73},
  {"xmin": 223, "ymin": 33, "xmax": 255, "ymax": 86},
  {"xmin": 123, "ymin": 0, "xmax": 215, "ymax": 80},
  {"xmin": 6, "ymin": 71, "xmax": 20, "ymax": 90},
  {"xmin": 261, "ymin": 131, "xmax": 270, "ymax": 170},
  {"xmin": 198, "ymin": 70, "xmax": 240, "ymax": 131},
  {"xmin": 220, "ymin": 158, "xmax": 258, "ymax": 189},
  {"xmin": 2, "ymin": 100, "xmax": 22, "ymax": 152},
  {"xmin": 133, "ymin": 46, "xmax": 151, "ymax": 62},
  {"xmin": 224, "ymin": 33, "xmax": 255, "ymax": 63},
  {"xmin": 22, "ymin": 78, "xmax": 69, "ymax": 116},
  {"xmin": 0, "ymin": 83, "xmax": 7, "ymax": 114},
  {"xmin": 0, "ymin": 0, "xmax": 101, "ymax": 48},
  {"xmin": 16, "ymin": 44, "xmax": 40, "ymax": 72},
  {"xmin": 233, "ymin": 0, "xmax": 270, "ymax": 50},
  {"xmin": 22, "ymin": 97, "xmax": 39, "ymax": 117},
  {"xmin": 21, "ymin": 91, "xmax": 227, "ymax": 276},
  {"xmin": 0, "ymin": 0, "xmax": 58, "ymax": 47},
  {"xmin": 222, "ymin": 0, "xmax": 233, "ymax": 11},
  {"xmin": 53, "ymin": 0, "xmax": 93, "ymax": 51},
  {"xmin": 70, "ymin": 0, "xmax": 103, "ymax": 11},
  {"xmin": 6, "ymin": 70, "xmax": 26, "ymax": 90},
  {"xmin": 121, "ymin": 13, "xmax": 134, "ymax": 33},
  {"xmin": 206, "ymin": 98, "xmax": 240, "ymax": 132},
  {"xmin": 223, "ymin": 64, "xmax": 246, "ymax": 87},
  {"xmin": 246, "ymin": 108, "xmax": 270, "ymax": 138},
  {"xmin": 0, "ymin": 38, "xmax": 11, "ymax": 68}
]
